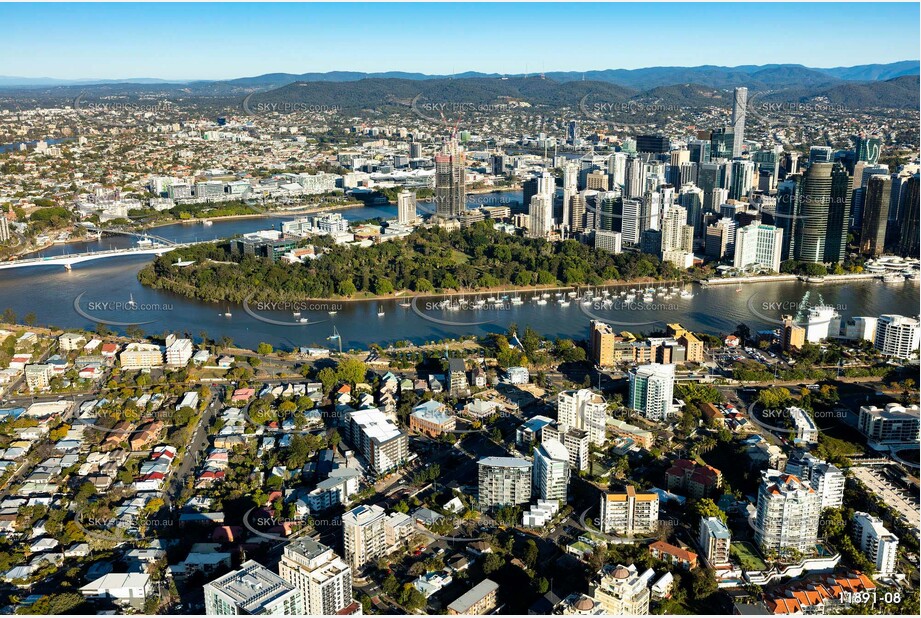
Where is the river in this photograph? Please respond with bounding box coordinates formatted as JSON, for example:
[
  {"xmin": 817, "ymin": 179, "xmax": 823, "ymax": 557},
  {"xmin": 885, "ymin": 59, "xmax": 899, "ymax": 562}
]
[{"xmin": 1, "ymin": 195, "xmax": 918, "ymax": 351}]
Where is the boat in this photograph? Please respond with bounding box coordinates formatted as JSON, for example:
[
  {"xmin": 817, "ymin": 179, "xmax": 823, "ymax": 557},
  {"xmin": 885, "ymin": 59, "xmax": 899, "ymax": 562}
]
[
  {"xmin": 223, "ymin": 307, "xmax": 232, "ymax": 318},
  {"xmin": 536, "ymin": 299, "xmax": 548, "ymax": 306},
  {"xmin": 680, "ymin": 290, "xmax": 694, "ymax": 299},
  {"xmin": 328, "ymin": 310, "xmax": 337, "ymax": 315},
  {"xmin": 377, "ymin": 310, "xmax": 385, "ymax": 317},
  {"xmin": 511, "ymin": 295, "xmax": 524, "ymax": 305},
  {"xmin": 642, "ymin": 294, "xmax": 654, "ymax": 303},
  {"xmin": 567, "ymin": 291, "xmax": 578, "ymax": 298},
  {"xmin": 293, "ymin": 311, "xmax": 301, "ymax": 317},
  {"xmin": 126, "ymin": 293, "xmax": 137, "ymax": 309},
  {"xmin": 581, "ymin": 297, "xmax": 592, "ymax": 305},
  {"xmin": 202, "ymin": 220, "xmax": 213, "ymax": 226},
  {"xmin": 625, "ymin": 293, "xmax": 636, "ymax": 302},
  {"xmin": 541, "ymin": 292, "xmax": 551, "ymax": 299},
  {"xmin": 558, "ymin": 299, "xmax": 570, "ymax": 307},
  {"xmin": 601, "ymin": 298, "xmax": 613, "ymax": 309},
  {"xmin": 882, "ymin": 273, "xmax": 903, "ymax": 284},
  {"xmin": 298, "ymin": 318, "xmax": 309, "ymax": 323},
  {"xmin": 399, "ymin": 301, "xmax": 411, "ymax": 308},
  {"xmin": 136, "ymin": 236, "xmax": 155, "ymax": 248}
]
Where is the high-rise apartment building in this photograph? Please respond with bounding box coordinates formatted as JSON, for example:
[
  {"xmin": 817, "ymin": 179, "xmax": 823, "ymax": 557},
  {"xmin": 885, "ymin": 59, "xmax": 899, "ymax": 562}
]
[
  {"xmin": 699, "ymin": 516, "xmax": 731, "ymax": 569},
  {"xmin": 853, "ymin": 512, "xmax": 899, "ymax": 575},
  {"xmin": 478, "ymin": 457, "xmax": 532, "ymax": 509},
  {"xmin": 733, "ymin": 223, "xmax": 784, "ymax": 272},
  {"xmin": 599, "ymin": 486, "xmax": 659, "ymax": 535},
  {"xmin": 731, "ymin": 87, "xmax": 748, "ymax": 158},
  {"xmin": 434, "ymin": 139, "xmax": 466, "ymax": 218},
  {"xmin": 205, "ymin": 560, "xmax": 303, "ymax": 615},
  {"xmin": 278, "ymin": 539, "xmax": 353, "ymax": 615},
  {"xmin": 590, "ymin": 564, "xmax": 650, "ymax": 615},
  {"xmin": 628, "ymin": 363, "xmax": 675, "ymax": 421},
  {"xmin": 397, "ymin": 190, "xmax": 417, "ymax": 225},
  {"xmin": 754, "ymin": 470, "xmax": 821, "ymax": 554},
  {"xmin": 532, "ymin": 439, "xmax": 570, "ymax": 503},
  {"xmin": 784, "ymin": 452, "xmax": 844, "ymax": 509},
  {"xmin": 341, "ymin": 504, "xmax": 387, "ymax": 570},
  {"xmin": 557, "ymin": 388, "xmax": 608, "ymax": 446},
  {"xmin": 777, "ymin": 162, "xmax": 851, "ymax": 263},
  {"xmin": 874, "ymin": 315, "xmax": 920, "ymax": 359},
  {"xmin": 859, "ymin": 175, "xmax": 891, "ymax": 256}
]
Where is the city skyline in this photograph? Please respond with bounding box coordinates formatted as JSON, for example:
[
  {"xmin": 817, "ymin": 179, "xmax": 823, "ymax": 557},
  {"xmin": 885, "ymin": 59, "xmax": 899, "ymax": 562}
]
[{"xmin": 0, "ymin": 2, "xmax": 918, "ymax": 81}]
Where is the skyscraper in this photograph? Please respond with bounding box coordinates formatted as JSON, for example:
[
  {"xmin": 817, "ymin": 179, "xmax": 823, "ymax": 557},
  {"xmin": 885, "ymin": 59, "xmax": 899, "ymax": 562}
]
[
  {"xmin": 529, "ymin": 193, "xmax": 553, "ymax": 238},
  {"xmin": 561, "ymin": 161, "xmax": 579, "ymax": 233},
  {"xmin": 728, "ymin": 159, "xmax": 755, "ymax": 200},
  {"xmin": 661, "ymin": 205, "xmax": 694, "ymax": 254},
  {"xmin": 678, "ymin": 183, "xmax": 705, "ymax": 239},
  {"xmin": 434, "ymin": 139, "xmax": 466, "ymax": 218},
  {"xmin": 897, "ymin": 174, "xmax": 919, "ymax": 258},
  {"xmin": 780, "ymin": 162, "xmax": 851, "ymax": 264},
  {"xmin": 624, "ymin": 156, "xmax": 646, "ymax": 198},
  {"xmin": 668, "ymin": 148, "xmax": 690, "ymax": 187},
  {"xmin": 688, "ymin": 139, "xmax": 711, "ymax": 165},
  {"xmin": 734, "ymin": 223, "xmax": 784, "ymax": 272},
  {"xmin": 566, "ymin": 191, "xmax": 584, "ymax": 232},
  {"xmin": 597, "ymin": 191, "xmax": 621, "ymax": 233},
  {"xmin": 859, "ymin": 175, "xmax": 891, "ymax": 256},
  {"xmin": 607, "ymin": 152, "xmax": 627, "ymax": 188},
  {"xmin": 731, "ymin": 87, "xmax": 748, "ymax": 158},
  {"xmin": 397, "ymin": 190, "xmax": 417, "ymax": 225},
  {"xmin": 854, "ymin": 132, "xmax": 882, "ymax": 164}
]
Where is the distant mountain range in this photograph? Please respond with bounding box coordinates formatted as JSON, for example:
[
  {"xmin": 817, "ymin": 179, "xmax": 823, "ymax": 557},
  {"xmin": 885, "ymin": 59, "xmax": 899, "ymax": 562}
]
[
  {"xmin": 0, "ymin": 61, "xmax": 917, "ymax": 89},
  {"xmin": 0, "ymin": 62, "xmax": 916, "ymax": 112},
  {"xmin": 245, "ymin": 75, "xmax": 919, "ymax": 112}
]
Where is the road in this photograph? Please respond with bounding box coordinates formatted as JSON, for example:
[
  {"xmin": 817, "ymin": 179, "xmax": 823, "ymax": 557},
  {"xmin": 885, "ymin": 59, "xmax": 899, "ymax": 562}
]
[{"xmin": 166, "ymin": 385, "xmax": 224, "ymax": 504}]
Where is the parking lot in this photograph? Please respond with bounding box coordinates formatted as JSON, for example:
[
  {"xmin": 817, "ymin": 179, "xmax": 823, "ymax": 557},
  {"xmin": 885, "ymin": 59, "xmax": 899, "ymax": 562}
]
[{"xmin": 850, "ymin": 466, "xmax": 920, "ymax": 529}]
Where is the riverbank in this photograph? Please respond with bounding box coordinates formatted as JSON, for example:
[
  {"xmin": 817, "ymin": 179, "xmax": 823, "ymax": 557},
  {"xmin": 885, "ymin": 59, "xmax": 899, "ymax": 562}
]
[
  {"xmin": 147, "ymin": 274, "xmax": 690, "ymax": 306},
  {"xmin": 699, "ymin": 272, "xmax": 894, "ymax": 286},
  {"xmin": 142, "ymin": 200, "xmax": 368, "ymax": 229}
]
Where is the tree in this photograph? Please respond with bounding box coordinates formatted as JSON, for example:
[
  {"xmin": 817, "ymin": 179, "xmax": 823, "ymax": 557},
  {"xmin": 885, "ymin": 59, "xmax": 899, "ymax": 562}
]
[
  {"xmin": 400, "ymin": 585, "xmax": 426, "ymax": 612},
  {"xmin": 522, "ymin": 539, "xmax": 539, "ymax": 569},
  {"xmin": 534, "ymin": 577, "xmax": 550, "ymax": 594},
  {"xmin": 382, "ymin": 574, "xmax": 400, "ymax": 597},
  {"xmin": 691, "ymin": 498, "xmax": 727, "ymax": 524},
  {"xmin": 690, "ymin": 568, "xmax": 718, "ymax": 600},
  {"xmin": 317, "ymin": 367, "xmax": 338, "ymax": 392},
  {"xmin": 482, "ymin": 553, "xmax": 504, "ymax": 575},
  {"xmin": 257, "ymin": 342, "xmax": 273, "ymax": 355},
  {"xmin": 336, "ymin": 358, "xmax": 368, "ymax": 385},
  {"xmin": 338, "ymin": 279, "xmax": 357, "ymax": 297}
]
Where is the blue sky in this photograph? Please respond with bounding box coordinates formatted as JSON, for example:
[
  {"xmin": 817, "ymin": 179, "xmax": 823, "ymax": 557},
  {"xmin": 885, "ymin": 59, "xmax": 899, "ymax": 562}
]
[{"xmin": 1, "ymin": 2, "xmax": 918, "ymax": 80}]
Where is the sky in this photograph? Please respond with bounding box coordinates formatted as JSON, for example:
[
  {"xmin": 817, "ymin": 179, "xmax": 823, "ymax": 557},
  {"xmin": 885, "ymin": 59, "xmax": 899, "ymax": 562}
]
[{"xmin": 0, "ymin": 2, "xmax": 918, "ymax": 81}]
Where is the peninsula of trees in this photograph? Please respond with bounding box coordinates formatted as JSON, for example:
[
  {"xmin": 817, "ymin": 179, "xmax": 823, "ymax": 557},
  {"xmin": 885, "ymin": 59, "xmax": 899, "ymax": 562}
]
[{"xmin": 137, "ymin": 221, "xmax": 682, "ymax": 303}]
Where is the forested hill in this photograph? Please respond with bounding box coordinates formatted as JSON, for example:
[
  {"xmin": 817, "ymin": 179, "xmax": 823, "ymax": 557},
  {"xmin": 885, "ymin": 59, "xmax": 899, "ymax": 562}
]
[{"xmin": 137, "ymin": 223, "xmax": 682, "ymax": 303}]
